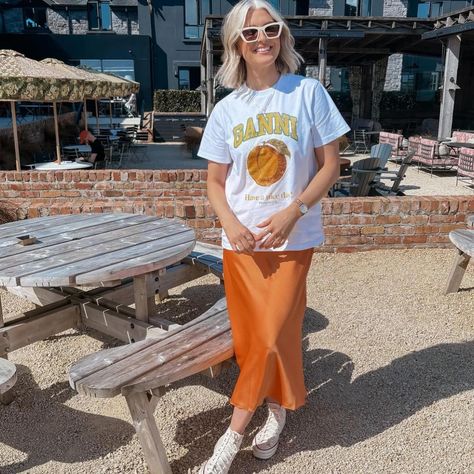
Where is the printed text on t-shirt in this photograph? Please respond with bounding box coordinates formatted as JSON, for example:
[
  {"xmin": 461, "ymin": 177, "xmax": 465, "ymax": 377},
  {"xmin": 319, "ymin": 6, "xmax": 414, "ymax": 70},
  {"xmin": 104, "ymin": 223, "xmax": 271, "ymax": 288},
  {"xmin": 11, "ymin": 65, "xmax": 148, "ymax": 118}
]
[{"xmin": 233, "ymin": 113, "xmax": 298, "ymax": 148}]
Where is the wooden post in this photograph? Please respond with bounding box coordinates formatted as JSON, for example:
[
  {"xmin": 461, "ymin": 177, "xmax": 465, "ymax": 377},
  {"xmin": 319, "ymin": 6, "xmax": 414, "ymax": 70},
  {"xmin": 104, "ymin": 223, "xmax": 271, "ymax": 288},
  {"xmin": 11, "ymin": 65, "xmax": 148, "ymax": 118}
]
[
  {"xmin": 53, "ymin": 101, "xmax": 61, "ymax": 163},
  {"xmin": 95, "ymin": 99, "xmax": 100, "ymax": 132},
  {"xmin": 133, "ymin": 273, "xmax": 156, "ymax": 322},
  {"xmin": 200, "ymin": 63, "xmax": 206, "ymax": 115},
  {"xmin": 125, "ymin": 391, "xmax": 172, "ymax": 474},
  {"xmin": 438, "ymin": 35, "xmax": 461, "ymax": 139},
  {"xmin": 10, "ymin": 101, "xmax": 21, "ymax": 172},
  {"xmin": 109, "ymin": 98, "xmax": 113, "ymax": 128},
  {"xmin": 83, "ymin": 99, "xmax": 88, "ymax": 129},
  {"xmin": 206, "ymin": 34, "xmax": 214, "ymax": 116},
  {"xmin": 318, "ymin": 38, "xmax": 328, "ymax": 86}
]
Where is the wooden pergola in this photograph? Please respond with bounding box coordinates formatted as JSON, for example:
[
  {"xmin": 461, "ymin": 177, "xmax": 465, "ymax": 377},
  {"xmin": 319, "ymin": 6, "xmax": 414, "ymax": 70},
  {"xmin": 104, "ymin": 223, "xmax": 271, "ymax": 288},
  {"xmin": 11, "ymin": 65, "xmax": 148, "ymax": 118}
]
[{"xmin": 200, "ymin": 7, "xmax": 474, "ymax": 138}]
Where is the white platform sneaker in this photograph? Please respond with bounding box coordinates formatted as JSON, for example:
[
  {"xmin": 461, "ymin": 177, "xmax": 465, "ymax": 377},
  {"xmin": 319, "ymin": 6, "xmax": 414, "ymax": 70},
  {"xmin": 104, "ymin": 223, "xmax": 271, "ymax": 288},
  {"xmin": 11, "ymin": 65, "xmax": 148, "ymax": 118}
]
[
  {"xmin": 251, "ymin": 402, "xmax": 286, "ymax": 460},
  {"xmin": 198, "ymin": 427, "xmax": 244, "ymax": 474}
]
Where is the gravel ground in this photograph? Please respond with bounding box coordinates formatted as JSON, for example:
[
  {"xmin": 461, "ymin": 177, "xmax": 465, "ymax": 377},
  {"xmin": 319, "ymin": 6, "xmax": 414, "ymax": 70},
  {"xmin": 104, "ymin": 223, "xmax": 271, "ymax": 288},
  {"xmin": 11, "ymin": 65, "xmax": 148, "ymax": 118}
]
[{"xmin": 1, "ymin": 248, "xmax": 473, "ymax": 474}]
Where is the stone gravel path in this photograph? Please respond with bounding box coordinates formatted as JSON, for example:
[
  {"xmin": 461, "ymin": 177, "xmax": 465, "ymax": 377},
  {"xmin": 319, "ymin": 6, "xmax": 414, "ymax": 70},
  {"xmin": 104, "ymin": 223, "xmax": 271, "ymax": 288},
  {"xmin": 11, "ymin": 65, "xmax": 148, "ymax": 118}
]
[{"xmin": 0, "ymin": 248, "xmax": 473, "ymax": 474}]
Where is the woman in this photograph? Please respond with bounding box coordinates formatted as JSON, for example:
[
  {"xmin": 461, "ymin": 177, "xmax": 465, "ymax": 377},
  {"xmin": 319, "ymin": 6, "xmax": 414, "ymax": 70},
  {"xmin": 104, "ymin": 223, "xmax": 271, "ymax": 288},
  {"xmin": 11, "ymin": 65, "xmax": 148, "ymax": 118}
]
[{"xmin": 197, "ymin": 1, "xmax": 350, "ymax": 472}]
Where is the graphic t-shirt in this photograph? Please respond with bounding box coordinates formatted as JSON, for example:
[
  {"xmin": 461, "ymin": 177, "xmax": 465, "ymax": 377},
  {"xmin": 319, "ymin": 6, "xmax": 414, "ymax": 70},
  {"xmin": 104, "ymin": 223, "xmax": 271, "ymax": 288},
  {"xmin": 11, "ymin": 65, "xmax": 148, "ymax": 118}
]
[{"xmin": 197, "ymin": 73, "xmax": 350, "ymax": 251}]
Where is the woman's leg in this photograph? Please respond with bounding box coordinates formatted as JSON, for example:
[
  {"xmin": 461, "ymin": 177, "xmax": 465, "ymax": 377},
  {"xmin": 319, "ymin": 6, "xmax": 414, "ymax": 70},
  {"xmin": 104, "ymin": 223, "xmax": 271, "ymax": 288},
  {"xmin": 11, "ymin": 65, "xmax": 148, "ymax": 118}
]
[{"xmin": 230, "ymin": 406, "xmax": 254, "ymax": 434}]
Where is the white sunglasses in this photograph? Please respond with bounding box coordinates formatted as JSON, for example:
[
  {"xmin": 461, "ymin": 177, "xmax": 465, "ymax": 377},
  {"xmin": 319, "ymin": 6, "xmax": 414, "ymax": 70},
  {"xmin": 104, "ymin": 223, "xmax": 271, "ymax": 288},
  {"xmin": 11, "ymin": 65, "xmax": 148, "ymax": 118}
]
[{"xmin": 239, "ymin": 21, "xmax": 283, "ymax": 43}]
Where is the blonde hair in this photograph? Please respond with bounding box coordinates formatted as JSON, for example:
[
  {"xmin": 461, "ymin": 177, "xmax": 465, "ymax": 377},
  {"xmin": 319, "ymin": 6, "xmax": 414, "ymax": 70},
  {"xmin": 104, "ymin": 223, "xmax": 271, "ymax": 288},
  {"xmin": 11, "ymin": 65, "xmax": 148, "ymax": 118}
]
[{"xmin": 214, "ymin": 0, "xmax": 304, "ymax": 89}]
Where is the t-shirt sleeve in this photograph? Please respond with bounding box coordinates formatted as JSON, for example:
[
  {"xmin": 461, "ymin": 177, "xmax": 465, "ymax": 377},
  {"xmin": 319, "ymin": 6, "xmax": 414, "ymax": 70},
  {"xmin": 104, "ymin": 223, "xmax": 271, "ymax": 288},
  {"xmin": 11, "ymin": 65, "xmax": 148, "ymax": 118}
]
[
  {"xmin": 197, "ymin": 104, "xmax": 232, "ymax": 164},
  {"xmin": 310, "ymin": 81, "xmax": 351, "ymax": 148}
]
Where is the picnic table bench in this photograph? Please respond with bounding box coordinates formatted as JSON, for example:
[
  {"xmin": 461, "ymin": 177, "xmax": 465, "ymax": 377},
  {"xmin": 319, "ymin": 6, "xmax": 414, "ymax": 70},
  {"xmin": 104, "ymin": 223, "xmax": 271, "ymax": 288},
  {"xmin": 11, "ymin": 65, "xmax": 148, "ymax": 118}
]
[
  {"xmin": 69, "ymin": 297, "xmax": 233, "ymax": 474},
  {"xmin": 0, "ymin": 358, "xmax": 16, "ymax": 396},
  {"xmin": 445, "ymin": 220, "xmax": 474, "ymax": 294}
]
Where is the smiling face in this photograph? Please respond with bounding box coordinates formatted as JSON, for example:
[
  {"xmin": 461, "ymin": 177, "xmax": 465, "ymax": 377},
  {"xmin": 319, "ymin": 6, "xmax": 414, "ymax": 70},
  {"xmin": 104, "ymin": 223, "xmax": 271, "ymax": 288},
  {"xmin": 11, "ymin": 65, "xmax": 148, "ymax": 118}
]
[{"xmin": 237, "ymin": 8, "xmax": 281, "ymax": 74}]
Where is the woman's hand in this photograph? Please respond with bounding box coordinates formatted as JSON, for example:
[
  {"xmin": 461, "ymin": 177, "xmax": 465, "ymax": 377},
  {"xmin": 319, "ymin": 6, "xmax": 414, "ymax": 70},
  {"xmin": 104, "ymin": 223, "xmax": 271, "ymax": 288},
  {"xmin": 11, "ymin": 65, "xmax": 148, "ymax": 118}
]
[
  {"xmin": 254, "ymin": 205, "xmax": 301, "ymax": 249},
  {"xmin": 223, "ymin": 217, "xmax": 257, "ymax": 255}
]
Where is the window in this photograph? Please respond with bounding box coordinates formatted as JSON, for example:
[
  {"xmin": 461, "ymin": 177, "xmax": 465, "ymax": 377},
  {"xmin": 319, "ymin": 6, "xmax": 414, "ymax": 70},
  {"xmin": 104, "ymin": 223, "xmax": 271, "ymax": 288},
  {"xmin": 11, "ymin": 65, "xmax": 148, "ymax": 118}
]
[
  {"xmin": 80, "ymin": 59, "xmax": 135, "ymax": 80},
  {"xmin": 416, "ymin": 1, "xmax": 442, "ymax": 17},
  {"xmin": 23, "ymin": 7, "xmax": 47, "ymax": 29},
  {"xmin": 184, "ymin": 0, "xmax": 210, "ymax": 39},
  {"xmin": 88, "ymin": 0, "xmax": 112, "ymax": 31},
  {"xmin": 345, "ymin": 0, "xmax": 359, "ymax": 16},
  {"xmin": 178, "ymin": 67, "xmax": 200, "ymax": 90}
]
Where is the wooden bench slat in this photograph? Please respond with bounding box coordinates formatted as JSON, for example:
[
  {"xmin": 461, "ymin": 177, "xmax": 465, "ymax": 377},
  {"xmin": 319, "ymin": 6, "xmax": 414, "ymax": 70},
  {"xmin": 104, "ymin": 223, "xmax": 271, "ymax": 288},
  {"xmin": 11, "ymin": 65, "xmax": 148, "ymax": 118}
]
[
  {"xmin": 0, "ymin": 359, "xmax": 17, "ymax": 395},
  {"xmin": 122, "ymin": 331, "xmax": 233, "ymax": 395},
  {"xmin": 74, "ymin": 239, "xmax": 195, "ymax": 285},
  {"xmin": 69, "ymin": 297, "xmax": 227, "ymax": 389},
  {"xmin": 450, "ymin": 229, "xmax": 474, "ymax": 257},
  {"xmin": 9, "ymin": 227, "xmax": 193, "ymax": 287},
  {"xmin": 0, "ymin": 213, "xmax": 129, "ymax": 247},
  {"xmin": 0, "ymin": 217, "xmax": 174, "ymax": 271},
  {"xmin": 73, "ymin": 306, "xmax": 229, "ymax": 397}
]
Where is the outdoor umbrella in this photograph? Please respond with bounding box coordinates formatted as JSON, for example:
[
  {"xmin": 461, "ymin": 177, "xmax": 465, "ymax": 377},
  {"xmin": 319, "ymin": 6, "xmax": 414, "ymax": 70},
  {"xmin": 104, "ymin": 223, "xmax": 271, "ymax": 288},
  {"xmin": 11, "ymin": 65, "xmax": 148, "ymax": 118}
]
[
  {"xmin": 80, "ymin": 68, "xmax": 140, "ymax": 130},
  {"xmin": 0, "ymin": 49, "xmax": 85, "ymax": 170},
  {"xmin": 41, "ymin": 58, "xmax": 111, "ymax": 131}
]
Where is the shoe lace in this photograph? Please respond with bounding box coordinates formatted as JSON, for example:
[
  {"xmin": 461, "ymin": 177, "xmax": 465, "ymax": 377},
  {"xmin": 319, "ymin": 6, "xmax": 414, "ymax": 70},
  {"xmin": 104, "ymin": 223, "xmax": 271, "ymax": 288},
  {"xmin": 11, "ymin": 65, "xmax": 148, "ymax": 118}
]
[
  {"xmin": 207, "ymin": 430, "xmax": 240, "ymax": 472},
  {"xmin": 260, "ymin": 405, "xmax": 284, "ymax": 441}
]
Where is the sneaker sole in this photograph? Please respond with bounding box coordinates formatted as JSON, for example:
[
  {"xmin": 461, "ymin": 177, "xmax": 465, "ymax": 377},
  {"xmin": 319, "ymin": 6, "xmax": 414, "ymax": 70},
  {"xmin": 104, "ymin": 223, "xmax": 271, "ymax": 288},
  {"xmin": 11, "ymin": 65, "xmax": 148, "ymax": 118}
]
[{"xmin": 252, "ymin": 439, "xmax": 279, "ymax": 460}]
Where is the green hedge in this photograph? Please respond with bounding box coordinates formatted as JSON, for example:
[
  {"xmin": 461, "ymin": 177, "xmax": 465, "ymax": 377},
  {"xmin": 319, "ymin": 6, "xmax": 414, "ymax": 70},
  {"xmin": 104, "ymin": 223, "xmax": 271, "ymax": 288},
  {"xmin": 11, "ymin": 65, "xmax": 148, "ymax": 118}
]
[{"xmin": 154, "ymin": 90, "xmax": 201, "ymax": 112}]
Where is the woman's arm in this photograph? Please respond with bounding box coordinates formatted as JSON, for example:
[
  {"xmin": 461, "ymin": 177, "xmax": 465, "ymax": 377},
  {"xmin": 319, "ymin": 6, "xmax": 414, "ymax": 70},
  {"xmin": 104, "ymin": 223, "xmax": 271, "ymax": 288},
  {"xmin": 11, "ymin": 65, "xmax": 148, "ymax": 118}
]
[
  {"xmin": 207, "ymin": 162, "xmax": 257, "ymax": 255},
  {"xmin": 255, "ymin": 138, "xmax": 341, "ymax": 249}
]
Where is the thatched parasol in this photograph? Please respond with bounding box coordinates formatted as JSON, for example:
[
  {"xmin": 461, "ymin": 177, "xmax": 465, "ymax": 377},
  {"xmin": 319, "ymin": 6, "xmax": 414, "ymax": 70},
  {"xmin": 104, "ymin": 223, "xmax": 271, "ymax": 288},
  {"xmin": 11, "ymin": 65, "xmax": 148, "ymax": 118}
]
[{"xmin": 0, "ymin": 50, "xmax": 85, "ymax": 170}]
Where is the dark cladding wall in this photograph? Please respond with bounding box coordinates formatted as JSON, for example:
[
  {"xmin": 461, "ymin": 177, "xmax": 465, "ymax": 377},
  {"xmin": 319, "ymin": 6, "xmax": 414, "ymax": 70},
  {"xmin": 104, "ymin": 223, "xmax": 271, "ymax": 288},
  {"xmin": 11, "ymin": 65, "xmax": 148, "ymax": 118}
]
[
  {"xmin": 142, "ymin": 0, "xmax": 300, "ymax": 91},
  {"xmin": 0, "ymin": 33, "xmax": 153, "ymax": 111}
]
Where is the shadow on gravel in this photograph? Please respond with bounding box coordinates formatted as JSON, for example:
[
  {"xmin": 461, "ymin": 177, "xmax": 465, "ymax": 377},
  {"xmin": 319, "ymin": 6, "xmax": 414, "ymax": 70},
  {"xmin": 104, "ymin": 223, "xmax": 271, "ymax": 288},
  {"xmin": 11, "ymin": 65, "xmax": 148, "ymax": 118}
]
[
  {"xmin": 172, "ymin": 310, "xmax": 474, "ymax": 473},
  {"xmin": 0, "ymin": 364, "xmax": 134, "ymax": 473}
]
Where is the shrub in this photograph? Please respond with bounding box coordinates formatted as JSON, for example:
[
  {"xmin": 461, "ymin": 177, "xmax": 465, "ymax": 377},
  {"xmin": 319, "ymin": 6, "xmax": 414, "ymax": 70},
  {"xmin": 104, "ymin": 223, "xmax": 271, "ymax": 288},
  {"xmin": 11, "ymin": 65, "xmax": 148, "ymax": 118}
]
[{"xmin": 154, "ymin": 90, "xmax": 201, "ymax": 112}]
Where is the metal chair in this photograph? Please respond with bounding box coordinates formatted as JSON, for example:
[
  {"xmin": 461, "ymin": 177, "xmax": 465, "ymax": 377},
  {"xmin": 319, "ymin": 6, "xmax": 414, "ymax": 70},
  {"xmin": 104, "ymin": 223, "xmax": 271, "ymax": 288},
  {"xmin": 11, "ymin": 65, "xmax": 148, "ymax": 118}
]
[{"xmin": 352, "ymin": 129, "xmax": 370, "ymax": 154}]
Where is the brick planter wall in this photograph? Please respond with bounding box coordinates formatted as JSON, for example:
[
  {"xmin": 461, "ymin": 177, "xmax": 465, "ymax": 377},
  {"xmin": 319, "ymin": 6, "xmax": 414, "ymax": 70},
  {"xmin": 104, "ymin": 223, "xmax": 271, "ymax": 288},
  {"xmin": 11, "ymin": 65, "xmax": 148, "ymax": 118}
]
[{"xmin": 0, "ymin": 170, "xmax": 472, "ymax": 252}]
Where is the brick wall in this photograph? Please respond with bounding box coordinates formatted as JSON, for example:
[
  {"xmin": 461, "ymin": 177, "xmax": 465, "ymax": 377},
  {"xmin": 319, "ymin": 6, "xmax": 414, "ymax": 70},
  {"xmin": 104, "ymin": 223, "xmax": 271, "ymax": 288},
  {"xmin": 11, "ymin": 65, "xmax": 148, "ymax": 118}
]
[{"xmin": 0, "ymin": 170, "xmax": 472, "ymax": 252}]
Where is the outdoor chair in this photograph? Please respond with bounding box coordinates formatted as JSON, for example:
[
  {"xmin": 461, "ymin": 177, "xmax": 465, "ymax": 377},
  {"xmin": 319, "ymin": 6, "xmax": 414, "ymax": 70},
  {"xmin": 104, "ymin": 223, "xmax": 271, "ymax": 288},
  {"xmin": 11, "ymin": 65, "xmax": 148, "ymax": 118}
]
[
  {"xmin": 376, "ymin": 150, "xmax": 415, "ymax": 195},
  {"xmin": 379, "ymin": 131, "xmax": 406, "ymax": 162},
  {"xmin": 62, "ymin": 147, "xmax": 79, "ymax": 161},
  {"xmin": 370, "ymin": 143, "xmax": 392, "ymax": 186},
  {"xmin": 351, "ymin": 129, "xmax": 370, "ymax": 154},
  {"xmin": 331, "ymin": 157, "xmax": 381, "ymax": 197},
  {"xmin": 417, "ymin": 137, "xmax": 458, "ymax": 176},
  {"xmin": 456, "ymin": 147, "xmax": 474, "ymax": 186}
]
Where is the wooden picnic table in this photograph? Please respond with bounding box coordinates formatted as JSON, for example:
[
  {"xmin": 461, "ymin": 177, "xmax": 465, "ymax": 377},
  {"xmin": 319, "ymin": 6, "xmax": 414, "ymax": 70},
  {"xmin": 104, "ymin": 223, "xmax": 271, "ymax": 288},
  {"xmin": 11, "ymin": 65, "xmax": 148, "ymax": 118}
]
[{"xmin": 0, "ymin": 213, "xmax": 195, "ymax": 359}]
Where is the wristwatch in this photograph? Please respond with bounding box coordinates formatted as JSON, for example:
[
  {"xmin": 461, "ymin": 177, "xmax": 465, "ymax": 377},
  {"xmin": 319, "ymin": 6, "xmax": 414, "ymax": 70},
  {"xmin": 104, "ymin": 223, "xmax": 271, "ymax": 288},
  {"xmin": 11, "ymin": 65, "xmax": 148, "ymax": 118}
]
[{"xmin": 295, "ymin": 198, "xmax": 309, "ymax": 216}]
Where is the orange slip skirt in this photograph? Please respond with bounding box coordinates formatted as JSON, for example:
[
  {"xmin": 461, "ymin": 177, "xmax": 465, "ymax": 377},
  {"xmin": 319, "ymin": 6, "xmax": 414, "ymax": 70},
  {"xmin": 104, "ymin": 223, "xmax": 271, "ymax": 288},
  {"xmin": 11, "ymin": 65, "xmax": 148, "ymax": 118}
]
[{"xmin": 223, "ymin": 248, "xmax": 313, "ymax": 413}]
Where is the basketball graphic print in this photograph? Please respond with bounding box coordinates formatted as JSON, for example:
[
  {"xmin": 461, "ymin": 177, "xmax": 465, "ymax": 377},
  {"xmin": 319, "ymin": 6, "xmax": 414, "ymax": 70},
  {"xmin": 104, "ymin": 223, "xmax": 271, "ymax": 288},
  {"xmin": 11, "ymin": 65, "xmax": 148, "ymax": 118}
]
[{"xmin": 247, "ymin": 139, "xmax": 291, "ymax": 186}]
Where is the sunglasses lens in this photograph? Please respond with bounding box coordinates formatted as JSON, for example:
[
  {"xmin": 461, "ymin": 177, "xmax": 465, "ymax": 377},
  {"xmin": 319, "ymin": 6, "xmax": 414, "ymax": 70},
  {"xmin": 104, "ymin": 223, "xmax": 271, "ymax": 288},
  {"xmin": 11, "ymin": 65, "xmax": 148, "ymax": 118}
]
[
  {"xmin": 265, "ymin": 24, "xmax": 280, "ymax": 37},
  {"xmin": 242, "ymin": 28, "xmax": 258, "ymax": 41}
]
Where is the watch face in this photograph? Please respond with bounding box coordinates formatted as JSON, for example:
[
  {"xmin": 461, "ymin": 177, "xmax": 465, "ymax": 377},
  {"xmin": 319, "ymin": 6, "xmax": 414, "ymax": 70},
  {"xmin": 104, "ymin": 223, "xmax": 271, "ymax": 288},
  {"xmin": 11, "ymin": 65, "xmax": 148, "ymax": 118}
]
[{"xmin": 300, "ymin": 203, "xmax": 308, "ymax": 214}]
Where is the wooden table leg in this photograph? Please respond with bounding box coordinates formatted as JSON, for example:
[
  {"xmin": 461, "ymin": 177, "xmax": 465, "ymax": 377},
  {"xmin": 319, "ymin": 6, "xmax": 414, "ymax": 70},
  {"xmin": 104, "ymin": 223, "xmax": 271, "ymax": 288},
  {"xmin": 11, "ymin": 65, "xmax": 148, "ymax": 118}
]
[
  {"xmin": 0, "ymin": 290, "xmax": 15, "ymax": 405},
  {"xmin": 445, "ymin": 249, "xmax": 471, "ymax": 294},
  {"xmin": 125, "ymin": 391, "xmax": 172, "ymax": 474},
  {"xmin": 133, "ymin": 273, "xmax": 156, "ymax": 322}
]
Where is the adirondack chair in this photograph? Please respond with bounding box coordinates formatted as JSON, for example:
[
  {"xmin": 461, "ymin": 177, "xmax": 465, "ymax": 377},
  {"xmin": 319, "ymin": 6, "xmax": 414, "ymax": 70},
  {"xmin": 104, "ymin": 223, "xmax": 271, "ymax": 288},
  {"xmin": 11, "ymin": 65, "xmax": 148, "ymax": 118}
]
[
  {"xmin": 331, "ymin": 157, "xmax": 381, "ymax": 197},
  {"xmin": 445, "ymin": 229, "xmax": 474, "ymax": 294},
  {"xmin": 376, "ymin": 150, "xmax": 416, "ymax": 195},
  {"xmin": 370, "ymin": 143, "xmax": 392, "ymax": 185}
]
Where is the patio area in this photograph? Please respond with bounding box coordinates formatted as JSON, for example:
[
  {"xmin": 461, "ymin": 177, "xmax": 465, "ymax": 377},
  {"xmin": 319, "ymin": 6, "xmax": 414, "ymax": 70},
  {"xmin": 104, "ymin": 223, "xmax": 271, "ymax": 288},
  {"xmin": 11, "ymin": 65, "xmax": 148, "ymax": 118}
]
[{"xmin": 0, "ymin": 247, "xmax": 472, "ymax": 473}]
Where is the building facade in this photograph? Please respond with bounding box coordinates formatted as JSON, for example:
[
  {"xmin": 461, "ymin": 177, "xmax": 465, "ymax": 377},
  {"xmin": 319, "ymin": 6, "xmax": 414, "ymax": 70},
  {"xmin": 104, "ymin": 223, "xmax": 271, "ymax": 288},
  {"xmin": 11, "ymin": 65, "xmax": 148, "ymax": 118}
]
[{"xmin": 0, "ymin": 0, "xmax": 153, "ymax": 110}]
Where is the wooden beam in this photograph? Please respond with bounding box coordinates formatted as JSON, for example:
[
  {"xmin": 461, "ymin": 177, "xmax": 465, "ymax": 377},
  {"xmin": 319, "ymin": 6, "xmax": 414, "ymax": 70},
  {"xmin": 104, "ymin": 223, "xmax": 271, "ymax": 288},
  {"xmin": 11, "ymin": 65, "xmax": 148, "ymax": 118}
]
[
  {"xmin": 0, "ymin": 303, "xmax": 80, "ymax": 354},
  {"xmin": 438, "ymin": 35, "xmax": 461, "ymax": 139},
  {"xmin": 79, "ymin": 301, "xmax": 160, "ymax": 343},
  {"xmin": 318, "ymin": 38, "xmax": 328, "ymax": 85}
]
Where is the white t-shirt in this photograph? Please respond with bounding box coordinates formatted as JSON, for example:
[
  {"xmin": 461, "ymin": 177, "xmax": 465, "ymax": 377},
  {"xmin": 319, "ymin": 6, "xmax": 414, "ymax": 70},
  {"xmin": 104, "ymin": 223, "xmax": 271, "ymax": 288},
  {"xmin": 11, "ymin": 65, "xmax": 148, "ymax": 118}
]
[{"xmin": 197, "ymin": 73, "xmax": 350, "ymax": 251}]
